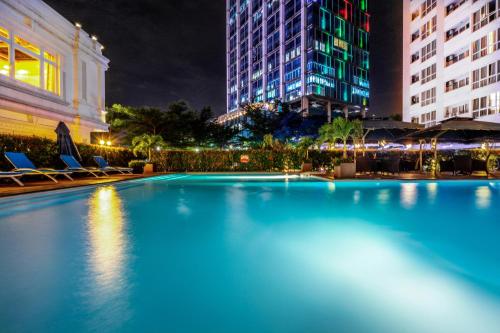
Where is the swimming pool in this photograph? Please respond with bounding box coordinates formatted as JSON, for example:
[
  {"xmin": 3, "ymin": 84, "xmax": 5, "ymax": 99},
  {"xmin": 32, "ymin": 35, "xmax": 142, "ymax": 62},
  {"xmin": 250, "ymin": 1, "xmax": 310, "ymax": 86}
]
[{"xmin": 0, "ymin": 175, "xmax": 499, "ymax": 333}]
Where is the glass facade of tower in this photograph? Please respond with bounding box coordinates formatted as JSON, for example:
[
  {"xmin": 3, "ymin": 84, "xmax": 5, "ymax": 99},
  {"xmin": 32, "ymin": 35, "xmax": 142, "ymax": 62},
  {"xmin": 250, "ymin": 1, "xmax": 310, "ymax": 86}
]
[{"xmin": 226, "ymin": 0, "xmax": 370, "ymax": 114}]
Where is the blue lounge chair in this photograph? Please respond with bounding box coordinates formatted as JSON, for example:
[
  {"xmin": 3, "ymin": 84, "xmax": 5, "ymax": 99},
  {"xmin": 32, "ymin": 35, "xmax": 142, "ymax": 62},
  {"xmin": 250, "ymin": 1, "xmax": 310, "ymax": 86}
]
[
  {"xmin": 0, "ymin": 171, "xmax": 24, "ymax": 186},
  {"xmin": 5, "ymin": 152, "xmax": 73, "ymax": 183},
  {"xmin": 93, "ymin": 156, "xmax": 133, "ymax": 174},
  {"xmin": 60, "ymin": 155, "xmax": 108, "ymax": 177}
]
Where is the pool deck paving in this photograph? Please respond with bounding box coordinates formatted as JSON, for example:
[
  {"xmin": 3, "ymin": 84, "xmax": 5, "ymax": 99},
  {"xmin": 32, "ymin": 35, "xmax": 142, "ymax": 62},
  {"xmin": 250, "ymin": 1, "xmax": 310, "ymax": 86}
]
[
  {"xmin": 0, "ymin": 172, "xmax": 498, "ymax": 198},
  {"xmin": 0, "ymin": 174, "xmax": 161, "ymax": 198}
]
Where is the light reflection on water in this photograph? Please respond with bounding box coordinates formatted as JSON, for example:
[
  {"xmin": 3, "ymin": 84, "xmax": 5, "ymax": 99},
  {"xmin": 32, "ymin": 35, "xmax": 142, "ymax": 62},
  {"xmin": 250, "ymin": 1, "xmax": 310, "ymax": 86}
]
[
  {"xmin": 88, "ymin": 186, "xmax": 127, "ymax": 290},
  {"xmin": 281, "ymin": 222, "xmax": 500, "ymax": 333},
  {"xmin": 400, "ymin": 183, "xmax": 418, "ymax": 209},
  {"xmin": 86, "ymin": 186, "xmax": 130, "ymax": 329},
  {"xmin": 475, "ymin": 186, "xmax": 492, "ymax": 209},
  {"xmin": 426, "ymin": 182, "xmax": 438, "ymax": 204}
]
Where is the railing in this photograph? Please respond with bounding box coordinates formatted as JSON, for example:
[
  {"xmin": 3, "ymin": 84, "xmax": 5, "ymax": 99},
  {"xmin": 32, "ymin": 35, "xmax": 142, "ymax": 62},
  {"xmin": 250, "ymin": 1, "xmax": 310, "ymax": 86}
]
[
  {"xmin": 445, "ymin": 22, "xmax": 470, "ymax": 42},
  {"xmin": 446, "ymin": 0, "xmax": 469, "ymax": 16},
  {"xmin": 445, "ymin": 77, "xmax": 469, "ymax": 92},
  {"xmin": 445, "ymin": 50, "xmax": 469, "ymax": 67}
]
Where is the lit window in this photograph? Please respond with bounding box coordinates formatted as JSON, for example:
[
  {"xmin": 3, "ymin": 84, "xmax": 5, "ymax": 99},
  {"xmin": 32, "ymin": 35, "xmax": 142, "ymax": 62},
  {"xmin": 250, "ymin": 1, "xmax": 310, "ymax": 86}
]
[
  {"xmin": 0, "ymin": 26, "xmax": 9, "ymax": 39},
  {"xmin": 2, "ymin": 30, "xmax": 61, "ymax": 94},
  {"xmin": 44, "ymin": 62, "xmax": 59, "ymax": 94},
  {"xmin": 44, "ymin": 51, "xmax": 56, "ymax": 62},
  {"xmin": 14, "ymin": 35, "xmax": 40, "ymax": 55},
  {"xmin": 0, "ymin": 41, "xmax": 9, "ymax": 76},
  {"xmin": 15, "ymin": 49, "xmax": 40, "ymax": 87}
]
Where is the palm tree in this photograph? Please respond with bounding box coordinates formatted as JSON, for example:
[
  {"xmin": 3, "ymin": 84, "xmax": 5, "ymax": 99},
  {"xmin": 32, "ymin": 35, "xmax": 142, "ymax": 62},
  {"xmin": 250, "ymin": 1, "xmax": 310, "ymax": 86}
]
[
  {"xmin": 331, "ymin": 117, "xmax": 356, "ymax": 159},
  {"xmin": 131, "ymin": 134, "xmax": 165, "ymax": 161},
  {"xmin": 318, "ymin": 123, "xmax": 338, "ymax": 150},
  {"xmin": 262, "ymin": 134, "xmax": 275, "ymax": 149},
  {"xmin": 297, "ymin": 136, "xmax": 315, "ymax": 160},
  {"xmin": 350, "ymin": 119, "xmax": 364, "ymax": 158}
]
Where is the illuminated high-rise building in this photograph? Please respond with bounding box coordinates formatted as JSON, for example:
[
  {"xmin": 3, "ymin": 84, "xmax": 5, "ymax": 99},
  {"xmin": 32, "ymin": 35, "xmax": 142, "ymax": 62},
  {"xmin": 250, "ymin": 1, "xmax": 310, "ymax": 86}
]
[
  {"xmin": 403, "ymin": 0, "xmax": 500, "ymax": 126},
  {"xmin": 224, "ymin": 0, "xmax": 371, "ymax": 121}
]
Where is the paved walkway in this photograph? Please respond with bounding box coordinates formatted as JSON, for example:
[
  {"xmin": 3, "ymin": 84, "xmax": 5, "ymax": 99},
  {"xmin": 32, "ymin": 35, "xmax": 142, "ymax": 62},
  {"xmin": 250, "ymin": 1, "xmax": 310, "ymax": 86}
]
[
  {"xmin": 317, "ymin": 171, "xmax": 499, "ymax": 181},
  {"xmin": 0, "ymin": 174, "xmax": 158, "ymax": 198}
]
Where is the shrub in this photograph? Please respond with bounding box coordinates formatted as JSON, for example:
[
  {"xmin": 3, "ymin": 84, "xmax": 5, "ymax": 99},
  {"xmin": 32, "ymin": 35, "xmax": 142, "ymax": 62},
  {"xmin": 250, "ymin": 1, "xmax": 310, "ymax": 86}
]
[
  {"xmin": 128, "ymin": 160, "xmax": 147, "ymax": 174},
  {"xmin": 0, "ymin": 134, "xmax": 136, "ymax": 170},
  {"xmin": 151, "ymin": 149, "xmax": 342, "ymax": 172}
]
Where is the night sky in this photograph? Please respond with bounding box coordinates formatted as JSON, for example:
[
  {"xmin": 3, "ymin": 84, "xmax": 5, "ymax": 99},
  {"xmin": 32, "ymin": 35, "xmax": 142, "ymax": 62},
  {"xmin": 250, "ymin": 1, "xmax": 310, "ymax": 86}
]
[{"xmin": 44, "ymin": 0, "xmax": 402, "ymax": 117}]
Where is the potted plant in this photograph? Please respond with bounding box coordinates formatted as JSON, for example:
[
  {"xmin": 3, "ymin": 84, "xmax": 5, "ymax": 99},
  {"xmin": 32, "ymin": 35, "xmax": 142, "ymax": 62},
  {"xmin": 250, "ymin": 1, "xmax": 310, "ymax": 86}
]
[
  {"xmin": 334, "ymin": 157, "xmax": 356, "ymax": 178},
  {"xmin": 297, "ymin": 137, "xmax": 314, "ymax": 172},
  {"xmin": 332, "ymin": 118, "xmax": 357, "ymax": 178},
  {"xmin": 128, "ymin": 160, "xmax": 147, "ymax": 174},
  {"xmin": 131, "ymin": 134, "xmax": 165, "ymax": 174}
]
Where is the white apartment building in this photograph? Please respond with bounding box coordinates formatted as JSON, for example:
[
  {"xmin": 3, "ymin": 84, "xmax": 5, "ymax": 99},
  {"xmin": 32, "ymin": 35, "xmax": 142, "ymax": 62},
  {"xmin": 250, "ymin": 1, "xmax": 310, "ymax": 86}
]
[
  {"xmin": 0, "ymin": 0, "xmax": 109, "ymax": 143},
  {"xmin": 403, "ymin": 0, "xmax": 500, "ymax": 127}
]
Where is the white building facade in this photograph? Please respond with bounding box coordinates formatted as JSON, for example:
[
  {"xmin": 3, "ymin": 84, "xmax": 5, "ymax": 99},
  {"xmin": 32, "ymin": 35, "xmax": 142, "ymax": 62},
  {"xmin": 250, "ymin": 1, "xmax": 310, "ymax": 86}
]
[
  {"xmin": 0, "ymin": 0, "xmax": 109, "ymax": 143},
  {"xmin": 403, "ymin": 0, "xmax": 500, "ymax": 127}
]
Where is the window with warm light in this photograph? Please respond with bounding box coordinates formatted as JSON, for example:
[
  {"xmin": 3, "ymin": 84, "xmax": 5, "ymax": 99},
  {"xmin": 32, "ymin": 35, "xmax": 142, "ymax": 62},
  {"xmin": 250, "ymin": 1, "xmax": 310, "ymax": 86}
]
[
  {"xmin": 0, "ymin": 25, "xmax": 61, "ymax": 95},
  {"xmin": 14, "ymin": 49, "xmax": 40, "ymax": 87},
  {"xmin": 0, "ymin": 26, "xmax": 8, "ymax": 39},
  {"xmin": 0, "ymin": 41, "xmax": 9, "ymax": 77},
  {"xmin": 44, "ymin": 51, "xmax": 60, "ymax": 95}
]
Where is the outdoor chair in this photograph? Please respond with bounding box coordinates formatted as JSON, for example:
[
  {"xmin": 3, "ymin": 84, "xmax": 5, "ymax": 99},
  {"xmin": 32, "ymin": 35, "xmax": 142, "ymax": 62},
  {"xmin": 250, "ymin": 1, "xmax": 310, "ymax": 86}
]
[
  {"xmin": 380, "ymin": 157, "xmax": 400, "ymax": 175},
  {"xmin": 4, "ymin": 152, "xmax": 74, "ymax": 183},
  {"xmin": 356, "ymin": 156, "xmax": 375, "ymax": 174},
  {"xmin": 60, "ymin": 155, "xmax": 109, "ymax": 177},
  {"xmin": 471, "ymin": 159, "xmax": 487, "ymax": 174},
  {"xmin": 439, "ymin": 159, "xmax": 454, "ymax": 173},
  {"xmin": 453, "ymin": 155, "xmax": 472, "ymax": 175},
  {"xmin": 400, "ymin": 158, "xmax": 417, "ymax": 172},
  {"xmin": 93, "ymin": 156, "xmax": 133, "ymax": 174},
  {"xmin": 0, "ymin": 171, "xmax": 24, "ymax": 186}
]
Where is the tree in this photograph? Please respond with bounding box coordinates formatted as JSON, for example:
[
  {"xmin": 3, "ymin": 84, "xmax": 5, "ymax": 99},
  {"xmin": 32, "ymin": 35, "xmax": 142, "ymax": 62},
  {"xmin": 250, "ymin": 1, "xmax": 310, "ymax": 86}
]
[
  {"xmin": 318, "ymin": 122, "xmax": 339, "ymax": 150},
  {"xmin": 161, "ymin": 101, "xmax": 197, "ymax": 147},
  {"xmin": 131, "ymin": 134, "xmax": 165, "ymax": 161},
  {"xmin": 350, "ymin": 119, "xmax": 364, "ymax": 158},
  {"xmin": 242, "ymin": 104, "xmax": 279, "ymax": 142},
  {"xmin": 318, "ymin": 118, "xmax": 359, "ymax": 158},
  {"xmin": 208, "ymin": 122, "xmax": 239, "ymax": 148},
  {"xmin": 262, "ymin": 134, "xmax": 275, "ymax": 149},
  {"xmin": 191, "ymin": 106, "xmax": 214, "ymax": 147},
  {"xmin": 107, "ymin": 104, "xmax": 165, "ymax": 136},
  {"xmin": 297, "ymin": 136, "xmax": 315, "ymax": 160},
  {"xmin": 332, "ymin": 117, "xmax": 355, "ymax": 159}
]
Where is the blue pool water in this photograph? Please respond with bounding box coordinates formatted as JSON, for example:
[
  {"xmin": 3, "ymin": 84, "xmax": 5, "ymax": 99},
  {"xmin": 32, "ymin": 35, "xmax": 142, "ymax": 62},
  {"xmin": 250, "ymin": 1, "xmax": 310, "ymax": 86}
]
[{"xmin": 0, "ymin": 175, "xmax": 499, "ymax": 333}]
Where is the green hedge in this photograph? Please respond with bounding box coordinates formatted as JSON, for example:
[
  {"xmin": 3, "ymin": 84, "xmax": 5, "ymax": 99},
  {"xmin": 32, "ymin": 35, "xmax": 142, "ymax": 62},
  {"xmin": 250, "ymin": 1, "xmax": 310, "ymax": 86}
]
[
  {"xmin": 152, "ymin": 149, "xmax": 498, "ymax": 173},
  {"xmin": 0, "ymin": 134, "xmax": 136, "ymax": 170},
  {"xmin": 151, "ymin": 149, "xmax": 345, "ymax": 172}
]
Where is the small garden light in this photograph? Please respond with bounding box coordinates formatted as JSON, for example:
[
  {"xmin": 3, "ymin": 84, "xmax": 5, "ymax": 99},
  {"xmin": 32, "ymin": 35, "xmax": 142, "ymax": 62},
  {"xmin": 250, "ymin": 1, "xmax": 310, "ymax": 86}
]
[
  {"xmin": 156, "ymin": 146, "xmax": 161, "ymax": 151},
  {"xmin": 99, "ymin": 139, "xmax": 105, "ymax": 146},
  {"xmin": 106, "ymin": 141, "xmax": 112, "ymax": 146}
]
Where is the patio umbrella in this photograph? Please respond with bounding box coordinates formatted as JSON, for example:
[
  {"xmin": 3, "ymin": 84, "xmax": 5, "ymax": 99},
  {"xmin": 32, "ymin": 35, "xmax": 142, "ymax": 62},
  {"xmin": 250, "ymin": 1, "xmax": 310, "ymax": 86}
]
[
  {"xmin": 400, "ymin": 118, "xmax": 500, "ymax": 143},
  {"xmin": 399, "ymin": 118, "xmax": 500, "ymax": 174},
  {"xmin": 357, "ymin": 121, "xmax": 423, "ymax": 157},
  {"xmin": 362, "ymin": 120, "xmax": 423, "ymax": 143},
  {"xmin": 55, "ymin": 122, "xmax": 81, "ymax": 161}
]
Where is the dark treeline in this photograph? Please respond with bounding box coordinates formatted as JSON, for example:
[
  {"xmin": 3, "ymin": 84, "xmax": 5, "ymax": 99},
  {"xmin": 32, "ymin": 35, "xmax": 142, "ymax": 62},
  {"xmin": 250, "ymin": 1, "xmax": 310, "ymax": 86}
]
[{"xmin": 106, "ymin": 101, "xmax": 237, "ymax": 148}]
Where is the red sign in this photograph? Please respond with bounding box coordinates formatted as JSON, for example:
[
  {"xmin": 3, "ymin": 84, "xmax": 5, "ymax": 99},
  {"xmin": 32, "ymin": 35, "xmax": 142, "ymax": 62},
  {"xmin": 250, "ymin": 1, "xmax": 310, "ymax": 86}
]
[{"xmin": 240, "ymin": 155, "xmax": 250, "ymax": 164}]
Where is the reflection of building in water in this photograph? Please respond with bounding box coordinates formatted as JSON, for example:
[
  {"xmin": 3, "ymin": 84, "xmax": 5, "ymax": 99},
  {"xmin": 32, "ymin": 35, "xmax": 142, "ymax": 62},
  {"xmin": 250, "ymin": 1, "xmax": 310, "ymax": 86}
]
[{"xmin": 88, "ymin": 186, "xmax": 127, "ymax": 290}]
